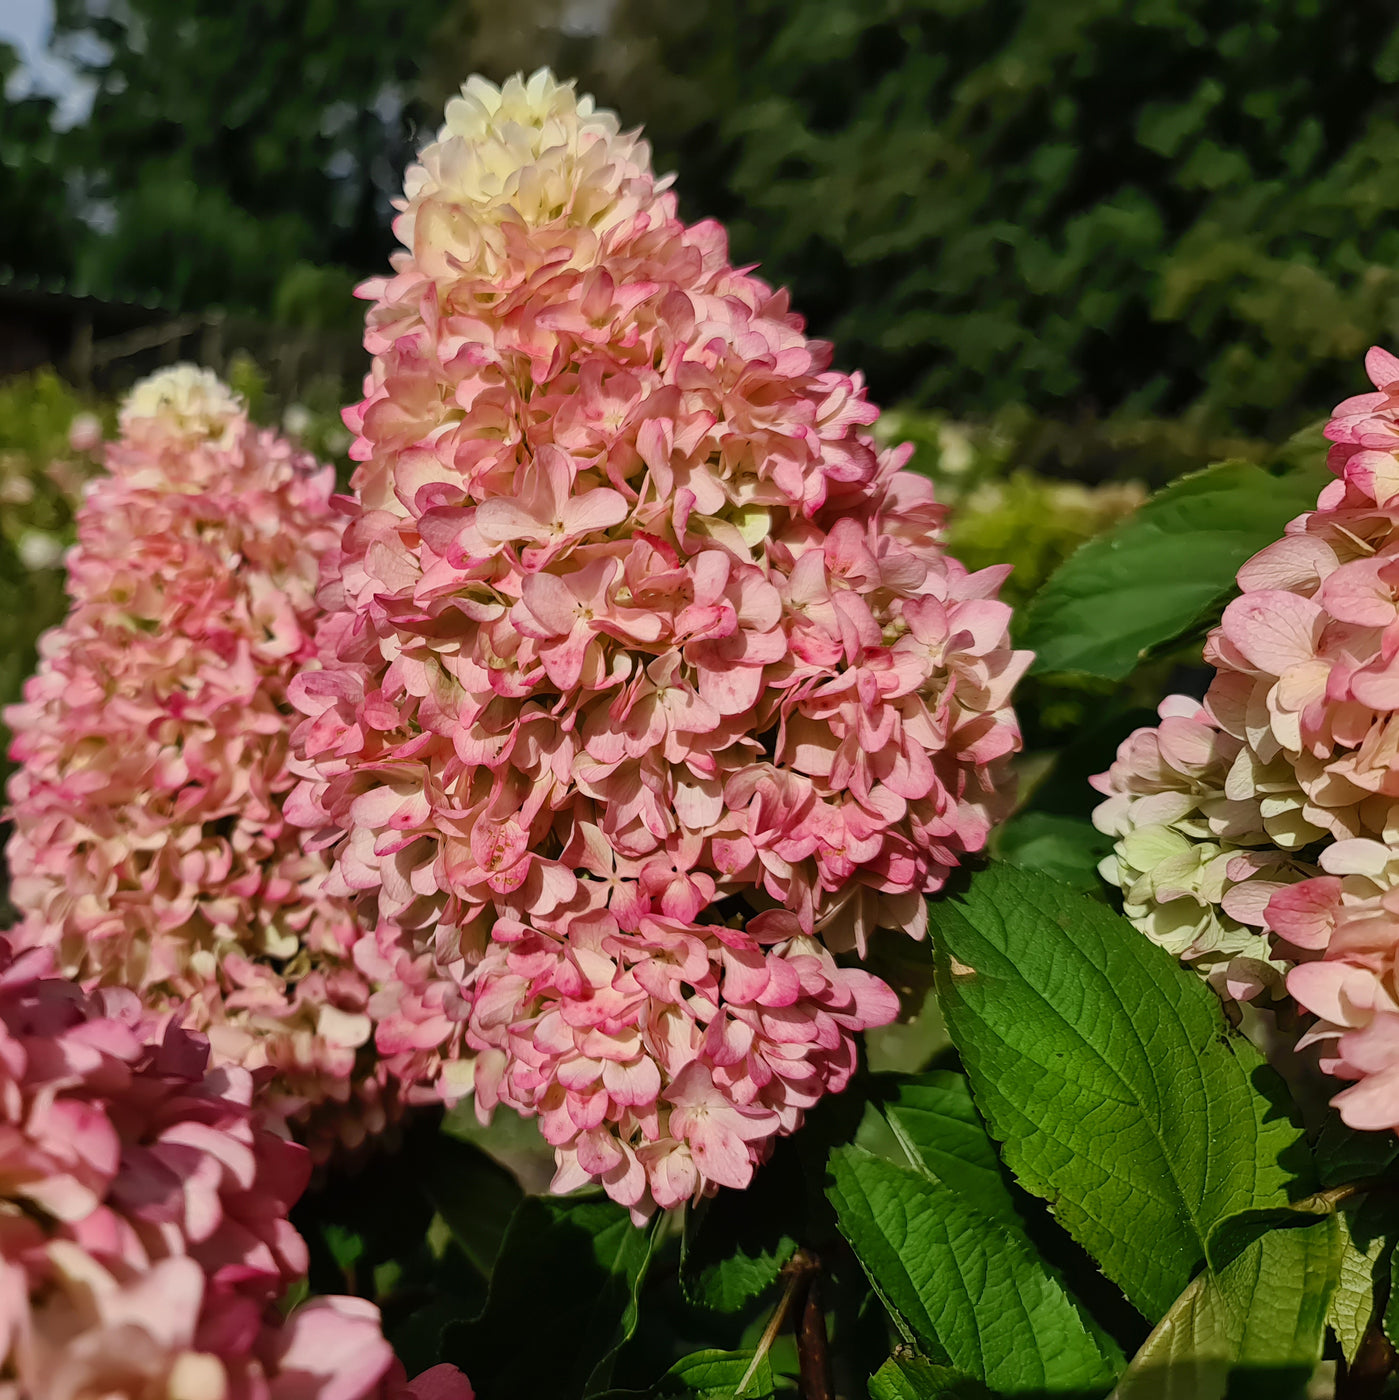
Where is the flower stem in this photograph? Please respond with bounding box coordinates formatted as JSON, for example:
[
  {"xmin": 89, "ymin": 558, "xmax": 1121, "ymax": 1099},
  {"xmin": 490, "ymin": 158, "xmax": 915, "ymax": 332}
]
[
  {"xmin": 795, "ymin": 1261, "xmax": 833, "ymax": 1400},
  {"xmin": 1337, "ymin": 1320, "xmax": 1396, "ymax": 1399}
]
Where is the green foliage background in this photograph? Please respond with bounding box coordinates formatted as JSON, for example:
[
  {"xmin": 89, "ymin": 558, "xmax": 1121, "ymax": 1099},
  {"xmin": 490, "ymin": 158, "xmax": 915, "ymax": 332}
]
[
  {"xmin": 613, "ymin": 0, "xmax": 1399, "ymax": 436},
  {"xmin": 4, "ymin": 0, "xmax": 1399, "ymax": 444}
]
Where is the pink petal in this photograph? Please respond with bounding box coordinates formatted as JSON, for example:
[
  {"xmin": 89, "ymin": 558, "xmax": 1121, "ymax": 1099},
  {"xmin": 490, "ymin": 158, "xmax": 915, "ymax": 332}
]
[
  {"xmin": 520, "ymin": 570, "xmax": 579, "ymax": 635},
  {"xmin": 1220, "ymin": 591, "xmax": 1323, "ymax": 674},
  {"xmin": 561, "ymin": 488, "xmax": 629, "ymax": 535},
  {"xmin": 474, "ymin": 498, "xmax": 545, "ymax": 543},
  {"xmin": 1367, "ymin": 345, "xmax": 1399, "ymax": 389},
  {"xmin": 1264, "ymin": 879, "xmax": 1341, "ymax": 948}
]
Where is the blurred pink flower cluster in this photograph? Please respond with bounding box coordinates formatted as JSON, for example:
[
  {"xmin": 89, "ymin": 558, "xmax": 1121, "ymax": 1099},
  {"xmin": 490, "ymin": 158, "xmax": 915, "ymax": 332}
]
[
  {"xmin": 0, "ymin": 931, "xmax": 470, "ymax": 1400},
  {"xmin": 1094, "ymin": 346, "xmax": 1399, "ymax": 1131},
  {"xmin": 4, "ymin": 366, "xmax": 392, "ymax": 1155},
  {"xmin": 288, "ymin": 71, "xmax": 1028, "ymax": 1213}
]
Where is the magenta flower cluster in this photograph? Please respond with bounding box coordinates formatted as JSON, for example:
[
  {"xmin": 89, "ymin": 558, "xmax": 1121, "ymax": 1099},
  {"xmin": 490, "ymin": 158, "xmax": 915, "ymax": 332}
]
[
  {"xmin": 0, "ymin": 930, "xmax": 469, "ymax": 1399},
  {"xmin": 1094, "ymin": 346, "xmax": 1399, "ymax": 1132},
  {"xmin": 4, "ymin": 368, "xmax": 392, "ymax": 1155},
  {"xmin": 286, "ymin": 72, "xmax": 1028, "ymax": 1214}
]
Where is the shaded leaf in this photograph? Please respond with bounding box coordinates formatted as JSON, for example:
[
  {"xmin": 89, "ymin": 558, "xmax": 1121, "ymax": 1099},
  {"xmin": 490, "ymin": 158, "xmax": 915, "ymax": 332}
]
[
  {"xmin": 681, "ymin": 1184, "xmax": 797, "ymax": 1314},
  {"xmin": 994, "ymin": 811, "xmax": 1112, "ymax": 894},
  {"xmin": 865, "ymin": 983, "xmax": 952, "ymax": 1075},
  {"xmin": 295, "ymin": 1133, "xmax": 438, "ymax": 1295},
  {"xmin": 679, "ymin": 1236, "xmax": 794, "ymax": 1316},
  {"xmin": 1015, "ymin": 706, "xmax": 1158, "ymax": 825},
  {"xmin": 931, "ymin": 863, "xmax": 1310, "ymax": 1321},
  {"xmin": 418, "ymin": 1130, "xmax": 523, "ymax": 1278},
  {"xmin": 1329, "ymin": 1197, "xmax": 1393, "ymax": 1366},
  {"xmin": 1315, "ymin": 1112, "xmax": 1399, "ymax": 1189},
  {"xmin": 1111, "ymin": 1217, "xmax": 1342, "ymax": 1400},
  {"xmin": 828, "ymin": 1146, "xmax": 1120, "ymax": 1394},
  {"xmin": 1024, "ymin": 460, "xmax": 1328, "ymax": 679},
  {"xmin": 654, "ymin": 1348, "xmax": 775, "ymax": 1399},
  {"xmin": 292, "ymin": 1117, "xmax": 497, "ymax": 1373},
  {"xmin": 442, "ymin": 1098, "xmax": 557, "ymax": 1194},
  {"xmin": 869, "ymin": 1351, "xmax": 997, "ymax": 1400},
  {"xmin": 443, "ymin": 1194, "xmax": 658, "ymax": 1397}
]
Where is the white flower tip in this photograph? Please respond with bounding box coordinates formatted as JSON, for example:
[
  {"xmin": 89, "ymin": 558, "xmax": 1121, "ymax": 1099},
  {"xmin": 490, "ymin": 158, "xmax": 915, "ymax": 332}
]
[
  {"xmin": 402, "ymin": 67, "xmax": 649, "ymax": 253},
  {"xmin": 119, "ymin": 365, "xmax": 244, "ymax": 440}
]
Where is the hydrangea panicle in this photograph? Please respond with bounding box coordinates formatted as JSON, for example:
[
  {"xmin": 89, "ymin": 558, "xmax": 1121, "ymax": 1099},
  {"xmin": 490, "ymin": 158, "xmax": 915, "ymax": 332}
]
[
  {"xmin": 0, "ymin": 931, "xmax": 471, "ymax": 1399},
  {"xmin": 290, "ymin": 70, "xmax": 1029, "ymax": 1213},
  {"xmin": 5, "ymin": 366, "xmax": 391, "ymax": 1155},
  {"xmin": 1094, "ymin": 345, "xmax": 1399, "ymax": 1132}
]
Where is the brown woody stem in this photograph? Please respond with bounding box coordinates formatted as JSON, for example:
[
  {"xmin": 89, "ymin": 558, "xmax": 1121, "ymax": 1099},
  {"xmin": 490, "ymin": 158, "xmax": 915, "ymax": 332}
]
[
  {"xmin": 1337, "ymin": 1319, "xmax": 1397, "ymax": 1400},
  {"xmin": 795, "ymin": 1261, "xmax": 833, "ymax": 1400}
]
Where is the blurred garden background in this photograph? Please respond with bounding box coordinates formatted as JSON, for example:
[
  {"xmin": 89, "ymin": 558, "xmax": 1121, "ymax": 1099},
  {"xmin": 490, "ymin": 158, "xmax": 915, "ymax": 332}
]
[{"xmin": 0, "ymin": 0, "xmax": 1395, "ymax": 769}]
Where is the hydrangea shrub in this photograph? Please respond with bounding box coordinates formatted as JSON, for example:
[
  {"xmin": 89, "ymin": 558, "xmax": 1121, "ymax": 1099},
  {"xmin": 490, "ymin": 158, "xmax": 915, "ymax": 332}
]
[{"xmin": 9, "ymin": 61, "xmax": 1395, "ymax": 1399}]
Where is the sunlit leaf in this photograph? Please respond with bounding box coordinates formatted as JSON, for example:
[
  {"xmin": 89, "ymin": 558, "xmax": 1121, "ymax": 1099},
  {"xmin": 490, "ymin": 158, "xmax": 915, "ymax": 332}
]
[
  {"xmin": 1111, "ymin": 1218, "xmax": 1342, "ymax": 1399},
  {"xmin": 1024, "ymin": 460, "xmax": 1328, "ymax": 679},
  {"xmin": 828, "ymin": 1146, "xmax": 1120, "ymax": 1393},
  {"xmin": 932, "ymin": 863, "xmax": 1311, "ymax": 1320}
]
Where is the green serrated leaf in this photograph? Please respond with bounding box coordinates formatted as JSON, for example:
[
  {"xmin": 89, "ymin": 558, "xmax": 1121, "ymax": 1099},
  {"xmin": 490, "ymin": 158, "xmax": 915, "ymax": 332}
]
[
  {"xmin": 1329, "ymin": 1197, "xmax": 1394, "ymax": 1366},
  {"xmin": 869, "ymin": 1352, "xmax": 996, "ymax": 1399},
  {"xmin": 1111, "ymin": 1217, "xmax": 1342, "ymax": 1400},
  {"xmin": 682, "ymin": 1234, "xmax": 795, "ymax": 1315},
  {"xmin": 828, "ymin": 1146, "xmax": 1120, "ymax": 1393},
  {"xmin": 417, "ymin": 1129, "xmax": 523, "ymax": 1278},
  {"xmin": 880, "ymin": 1071, "xmax": 1019, "ymax": 1229},
  {"xmin": 680, "ymin": 1191, "xmax": 796, "ymax": 1314},
  {"xmin": 1023, "ymin": 459, "xmax": 1329, "ymax": 679},
  {"xmin": 443, "ymin": 1194, "xmax": 658, "ymax": 1397},
  {"xmin": 873, "ymin": 1069, "xmax": 1140, "ymax": 1367},
  {"xmin": 931, "ymin": 863, "xmax": 1311, "ymax": 1321},
  {"xmin": 1315, "ymin": 1112, "xmax": 1399, "ymax": 1189},
  {"xmin": 654, "ymin": 1348, "xmax": 775, "ymax": 1399},
  {"xmin": 993, "ymin": 811, "xmax": 1113, "ymax": 894}
]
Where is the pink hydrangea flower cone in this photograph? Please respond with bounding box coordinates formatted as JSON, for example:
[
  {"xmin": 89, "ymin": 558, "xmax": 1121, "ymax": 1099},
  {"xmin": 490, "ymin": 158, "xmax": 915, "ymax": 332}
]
[
  {"xmin": 0, "ymin": 931, "xmax": 471, "ymax": 1399},
  {"xmin": 1094, "ymin": 345, "xmax": 1399, "ymax": 1134},
  {"xmin": 289, "ymin": 70, "xmax": 1030, "ymax": 1214},
  {"xmin": 4, "ymin": 366, "xmax": 394, "ymax": 1157}
]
